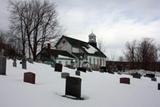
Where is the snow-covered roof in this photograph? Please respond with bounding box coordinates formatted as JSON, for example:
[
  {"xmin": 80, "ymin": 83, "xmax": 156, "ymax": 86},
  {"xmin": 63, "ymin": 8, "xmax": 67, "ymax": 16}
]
[
  {"xmin": 55, "ymin": 36, "xmax": 106, "ymax": 58},
  {"xmin": 83, "ymin": 45, "xmax": 97, "ymax": 54},
  {"xmin": 58, "ymin": 55, "xmax": 75, "ymax": 59}
]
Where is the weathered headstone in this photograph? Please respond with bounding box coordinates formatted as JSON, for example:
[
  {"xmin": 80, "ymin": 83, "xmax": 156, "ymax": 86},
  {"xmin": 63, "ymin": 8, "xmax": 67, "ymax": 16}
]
[
  {"xmin": 75, "ymin": 70, "xmax": 81, "ymax": 76},
  {"xmin": 77, "ymin": 67, "xmax": 86, "ymax": 72},
  {"xmin": 132, "ymin": 72, "xmax": 141, "ymax": 79},
  {"xmin": 144, "ymin": 73, "xmax": 155, "ymax": 78},
  {"xmin": 28, "ymin": 58, "xmax": 33, "ymax": 63},
  {"xmin": 0, "ymin": 56, "xmax": 6, "ymax": 75},
  {"xmin": 51, "ymin": 63, "xmax": 55, "ymax": 68},
  {"xmin": 13, "ymin": 58, "xmax": 17, "ymax": 67},
  {"xmin": 55, "ymin": 63, "xmax": 62, "ymax": 72},
  {"xmin": 61, "ymin": 72, "xmax": 70, "ymax": 79},
  {"xmin": 108, "ymin": 71, "xmax": 114, "ymax": 74},
  {"xmin": 117, "ymin": 72, "xmax": 122, "ymax": 75},
  {"xmin": 100, "ymin": 66, "xmax": 106, "ymax": 73},
  {"xmin": 151, "ymin": 77, "xmax": 157, "ymax": 81},
  {"xmin": 158, "ymin": 83, "xmax": 160, "ymax": 90},
  {"xmin": 24, "ymin": 72, "xmax": 35, "ymax": 84},
  {"xmin": 22, "ymin": 58, "xmax": 27, "ymax": 69},
  {"xmin": 120, "ymin": 77, "xmax": 130, "ymax": 84},
  {"xmin": 65, "ymin": 76, "xmax": 82, "ymax": 99}
]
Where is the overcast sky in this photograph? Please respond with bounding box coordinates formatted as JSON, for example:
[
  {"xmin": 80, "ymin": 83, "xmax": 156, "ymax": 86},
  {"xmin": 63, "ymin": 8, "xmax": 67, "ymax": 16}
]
[{"xmin": 0, "ymin": 0, "xmax": 160, "ymax": 60}]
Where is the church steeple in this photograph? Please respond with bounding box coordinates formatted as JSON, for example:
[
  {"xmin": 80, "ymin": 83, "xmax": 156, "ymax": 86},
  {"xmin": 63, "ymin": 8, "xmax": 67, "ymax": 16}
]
[{"xmin": 88, "ymin": 32, "xmax": 97, "ymax": 47}]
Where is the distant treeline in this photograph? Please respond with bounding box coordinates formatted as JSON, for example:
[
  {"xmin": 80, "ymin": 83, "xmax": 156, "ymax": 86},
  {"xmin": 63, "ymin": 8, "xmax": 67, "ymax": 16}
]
[{"xmin": 106, "ymin": 61, "xmax": 160, "ymax": 72}]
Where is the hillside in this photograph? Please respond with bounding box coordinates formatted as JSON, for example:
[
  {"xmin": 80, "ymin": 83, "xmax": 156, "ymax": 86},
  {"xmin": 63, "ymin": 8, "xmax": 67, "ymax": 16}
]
[{"xmin": 0, "ymin": 59, "xmax": 160, "ymax": 107}]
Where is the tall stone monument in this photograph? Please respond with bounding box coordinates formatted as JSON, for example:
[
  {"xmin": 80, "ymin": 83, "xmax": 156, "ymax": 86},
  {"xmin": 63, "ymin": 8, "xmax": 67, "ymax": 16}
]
[
  {"xmin": 13, "ymin": 58, "xmax": 17, "ymax": 67},
  {"xmin": 22, "ymin": 58, "xmax": 27, "ymax": 69},
  {"xmin": 0, "ymin": 49, "xmax": 6, "ymax": 75}
]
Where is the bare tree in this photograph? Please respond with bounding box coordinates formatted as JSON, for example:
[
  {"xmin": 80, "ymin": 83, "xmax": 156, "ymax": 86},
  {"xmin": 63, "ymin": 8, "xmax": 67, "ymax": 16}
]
[
  {"xmin": 125, "ymin": 38, "xmax": 158, "ymax": 70},
  {"xmin": 137, "ymin": 38, "xmax": 158, "ymax": 69},
  {"xmin": 119, "ymin": 56, "xmax": 124, "ymax": 62},
  {"xmin": 10, "ymin": 1, "xmax": 27, "ymax": 58},
  {"xmin": 98, "ymin": 39, "xmax": 106, "ymax": 53},
  {"xmin": 125, "ymin": 40, "xmax": 137, "ymax": 68},
  {"xmin": 9, "ymin": 0, "xmax": 61, "ymax": 60}
]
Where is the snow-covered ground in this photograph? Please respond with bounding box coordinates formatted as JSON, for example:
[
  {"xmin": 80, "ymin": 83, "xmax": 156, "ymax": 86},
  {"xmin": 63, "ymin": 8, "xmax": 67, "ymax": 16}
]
[{"xmin": 1, "ymin": 59, "xmax": 160, "ymax": 107}]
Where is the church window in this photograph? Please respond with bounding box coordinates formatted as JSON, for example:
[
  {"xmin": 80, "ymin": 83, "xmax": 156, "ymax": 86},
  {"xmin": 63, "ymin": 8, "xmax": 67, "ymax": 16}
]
[{"xmin": 89, "ymin": 57, "xmax": 92, "ymax": 64}]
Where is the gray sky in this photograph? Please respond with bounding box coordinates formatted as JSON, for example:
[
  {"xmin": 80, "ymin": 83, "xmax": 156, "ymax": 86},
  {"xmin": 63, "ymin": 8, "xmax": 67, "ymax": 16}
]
[{"xmin": 0, "ymin": 0, "xmax": 160, "ymax": 60}]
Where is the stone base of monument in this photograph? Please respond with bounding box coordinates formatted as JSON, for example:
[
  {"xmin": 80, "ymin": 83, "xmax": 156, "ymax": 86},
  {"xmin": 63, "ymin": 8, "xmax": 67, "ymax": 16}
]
[
  {"xmin": 24, "ymin": 72, "xmax": 35, "ymax": 84},
  {"xmin": 62, "ymin": 95, "xmax": 84, "ymax": 100}
]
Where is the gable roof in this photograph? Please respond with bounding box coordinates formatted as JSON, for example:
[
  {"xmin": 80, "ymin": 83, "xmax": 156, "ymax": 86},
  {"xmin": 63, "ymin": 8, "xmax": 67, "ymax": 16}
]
[{"xmin": 56, "ymin": 35, "xmax": 106, "ymax": 58}]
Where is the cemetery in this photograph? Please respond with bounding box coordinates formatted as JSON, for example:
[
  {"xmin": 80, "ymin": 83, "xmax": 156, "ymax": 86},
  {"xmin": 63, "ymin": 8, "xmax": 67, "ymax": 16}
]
[
  {"xmin": 0, "ymin": 0, "xmax": 160, "ymax": 107},
  {"xmin": 0, "ymin": 59, "xmax": 160, "ymax": 107}
]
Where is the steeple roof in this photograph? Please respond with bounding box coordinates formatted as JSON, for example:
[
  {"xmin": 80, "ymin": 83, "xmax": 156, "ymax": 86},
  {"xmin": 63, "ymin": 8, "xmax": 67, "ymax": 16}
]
[{"xmin": 89, "ymin": 32, "xmax": 96, "ymax": 37}]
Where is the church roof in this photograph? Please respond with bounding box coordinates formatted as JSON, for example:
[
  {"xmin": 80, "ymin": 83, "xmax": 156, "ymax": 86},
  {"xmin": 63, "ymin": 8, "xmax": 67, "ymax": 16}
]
[
  {"xmin": 41, "ymin": 48, "xmax": 75, "ymax": 59},
  {"xmin": 55, "ymin": 35, "xmax": 106, "ymax": 58},
  {"xmin": 89, "ymin": 32, "xmax": 96, "ymax": 37}
]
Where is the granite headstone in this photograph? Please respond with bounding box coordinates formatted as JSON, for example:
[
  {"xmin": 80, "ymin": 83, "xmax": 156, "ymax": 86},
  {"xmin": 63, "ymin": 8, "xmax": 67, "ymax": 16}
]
[
  {"xmin": 65, "ymin": 76, "xmax": 82, "ymax": 99},
  {"xmin": 0, "ymin": 56, "xmax": 6, "ymax": 75}
]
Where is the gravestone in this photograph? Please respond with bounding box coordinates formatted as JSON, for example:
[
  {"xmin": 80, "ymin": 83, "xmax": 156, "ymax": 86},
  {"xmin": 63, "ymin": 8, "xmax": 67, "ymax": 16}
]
[
  {"xmin": 61, "ymin": 72, "xmax": 70, "ymax": 79},
  {"xmin": 28, "ymin": 58, "xmax": 33, "ymax": 63},
  {"xmin": 158, "ymin": 83, "xmax": 160, "ymax": 90},
  {"xmin": 75, "ymin": 70, "xmax": 81, "ymax": 76},
  {"xmin": 144, "ymin": 73, "xmax": 155, "ymax": 78},
  {"xmin": 24, "ymin": 72, "xmax": 35, "ymax": 84},
  {"xmin": 100, "ymin": 66, "xmax": 106, "ymax": 73},
  {"xmin": 132, "ymin": 72, "xmax": 141, "ymax": 79},
  {"xmin": 120, "ymin": 77, "xmax": 130, "ymax": 84},
  {"xmin": 51, "ymin": 63, "xmax": 55, "ymax": 68},
  {"xmin": 117, "ymin": 72, "xmax": 122, "ymax": 75},
  {"xmin": 65, "ymin": 76, "xmax": 82, "ymax": 99},
  {"xmin": 77, "ymin": 67, "xmax": 86, "ymax": 72},
  {"xmin": 0, "ymin": 56, "xmax": 6, "ymax": 75},
  {"xmin": 22, "ymin": 58, "xmax": 27, "ymax": 69},
  {"xmin": 151, "ymin": 77, "xmax": 157, "ymax": 81},
  {"xmin": 13, "ymin": 58, "xmax": 17, "ymax": 67},
  {"xmin": 55, "ymin": 63, "xmax": 62, "ymax": 72}
]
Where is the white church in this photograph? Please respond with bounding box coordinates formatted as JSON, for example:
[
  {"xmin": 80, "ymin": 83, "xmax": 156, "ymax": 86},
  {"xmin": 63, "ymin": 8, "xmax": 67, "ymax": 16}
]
[{"xmin": 38, "ymin": 32, "xmax": 106, "ymax": 70}]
